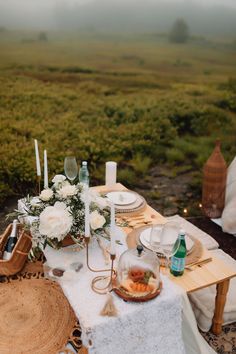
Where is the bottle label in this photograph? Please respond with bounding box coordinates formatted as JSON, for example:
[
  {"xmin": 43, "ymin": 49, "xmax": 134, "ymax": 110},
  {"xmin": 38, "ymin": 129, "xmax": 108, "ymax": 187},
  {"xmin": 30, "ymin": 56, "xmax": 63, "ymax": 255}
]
[{"xmin": 171, "ymin": 256, "xmax": 185, "ymax": 272}]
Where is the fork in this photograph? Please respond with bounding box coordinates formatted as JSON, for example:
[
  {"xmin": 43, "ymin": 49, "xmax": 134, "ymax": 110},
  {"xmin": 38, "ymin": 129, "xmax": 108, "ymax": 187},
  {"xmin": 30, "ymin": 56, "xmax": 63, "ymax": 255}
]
[{"xmin": 185, "ymin": 257, "xmax": 212, "ymax": 271}]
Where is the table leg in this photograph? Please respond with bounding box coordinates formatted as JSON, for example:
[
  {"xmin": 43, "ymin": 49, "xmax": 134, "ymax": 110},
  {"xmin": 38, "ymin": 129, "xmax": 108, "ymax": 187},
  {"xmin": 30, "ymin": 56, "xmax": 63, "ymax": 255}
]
[{"xmin": 212, "ymin": 279, "xmax": 230, "ymax": 335}]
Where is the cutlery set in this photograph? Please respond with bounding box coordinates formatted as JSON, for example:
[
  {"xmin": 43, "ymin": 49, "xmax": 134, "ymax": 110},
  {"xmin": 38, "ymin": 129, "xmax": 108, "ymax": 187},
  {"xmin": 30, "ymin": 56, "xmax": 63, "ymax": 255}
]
[{"xmin": 117, "ymin": 214, "xmax": 154, "ymax": 228}]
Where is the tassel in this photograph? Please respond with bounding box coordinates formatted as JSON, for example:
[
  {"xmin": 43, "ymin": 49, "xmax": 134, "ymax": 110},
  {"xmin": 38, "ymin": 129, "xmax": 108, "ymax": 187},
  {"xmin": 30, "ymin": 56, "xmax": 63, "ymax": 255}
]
[{"xmin": 100, "ymin": 293, "xmax": 118, "ymax": 317}]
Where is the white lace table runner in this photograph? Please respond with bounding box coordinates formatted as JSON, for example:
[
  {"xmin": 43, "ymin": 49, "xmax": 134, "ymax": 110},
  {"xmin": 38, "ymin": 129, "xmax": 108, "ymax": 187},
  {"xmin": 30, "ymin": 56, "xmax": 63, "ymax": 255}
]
[{"xmin": 44, "ymin": 229, "xmax": 185, "ymax": 354}]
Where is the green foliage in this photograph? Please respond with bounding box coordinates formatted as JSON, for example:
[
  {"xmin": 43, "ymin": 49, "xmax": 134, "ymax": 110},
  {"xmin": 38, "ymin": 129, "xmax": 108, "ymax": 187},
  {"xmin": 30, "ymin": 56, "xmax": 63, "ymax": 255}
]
[
  {"xmin": 130, "ymin": 154, "xmax": 152, "ymax": 176},
  {"xmin": 168, "ymin": 103, "xmax": 230, "ymax": 136},
  {"xmin": 169, "ymin": 19, "xmax": 189, "ymax": 43},
  {"xmin": 118, "ymin": 168, "xmax": 137, "ymax": 188},
  {"xmin": 215, "ymin": 93, "xmax": 236, "ymax": 112},
  {"xmin": 166, "ymin": 148, "xmax": 185, "ymax": 164},
  {"xmin": 0, "ymin": 32, "xmax": 236, "ymax": 206}
]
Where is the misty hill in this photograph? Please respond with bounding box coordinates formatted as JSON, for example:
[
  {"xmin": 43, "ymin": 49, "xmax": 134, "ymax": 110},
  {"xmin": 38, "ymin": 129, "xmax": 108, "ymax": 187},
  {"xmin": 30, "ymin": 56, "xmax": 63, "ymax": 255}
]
[{"xmin": 1, "ymin": 0, "xmax": 236, "ymax": 37}]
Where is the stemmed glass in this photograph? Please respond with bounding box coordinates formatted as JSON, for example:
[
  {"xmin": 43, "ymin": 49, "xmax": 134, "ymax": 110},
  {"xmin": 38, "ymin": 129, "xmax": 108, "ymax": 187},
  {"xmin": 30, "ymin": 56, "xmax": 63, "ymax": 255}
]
[
  {"xmin": 159, "ymin": 221, "xmax": 180, "ymax": 274},
  {"xmin": 64, "ymin": 156, "xmax": 78, "ymax": 183}
]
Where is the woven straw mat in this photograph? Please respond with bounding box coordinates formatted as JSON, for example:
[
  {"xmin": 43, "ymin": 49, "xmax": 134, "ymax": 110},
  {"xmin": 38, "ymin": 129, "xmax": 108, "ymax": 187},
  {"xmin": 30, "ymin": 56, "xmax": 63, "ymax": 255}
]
[{"xmin": 0, "ymin": 277, "xmax": 77, "ymax": 354}]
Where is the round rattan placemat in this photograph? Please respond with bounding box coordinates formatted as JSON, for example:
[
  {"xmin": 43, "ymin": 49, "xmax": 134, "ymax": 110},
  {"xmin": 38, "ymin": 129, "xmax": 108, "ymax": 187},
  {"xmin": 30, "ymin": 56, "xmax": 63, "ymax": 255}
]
[
  {"xmin": 126, "ymin": 226, "xmax": 203, "ymax": 266},
  {"xmin": 0, "ymin": 277, "xmax": 77, "ymax": 354}
]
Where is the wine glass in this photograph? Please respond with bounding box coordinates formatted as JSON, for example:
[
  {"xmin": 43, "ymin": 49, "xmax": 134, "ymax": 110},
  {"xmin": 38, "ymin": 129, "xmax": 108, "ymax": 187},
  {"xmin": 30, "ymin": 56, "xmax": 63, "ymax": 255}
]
[
  {"xmin": 159, "ymin": 221, "xmax": 180, "ymax": 274},
  {"xmin": 64, "ymin": 156, "xmax": 78, "ymax": 183},
  {"xmin": 150, "ymin": 225, "xmax": 163, "ymax": 252}
]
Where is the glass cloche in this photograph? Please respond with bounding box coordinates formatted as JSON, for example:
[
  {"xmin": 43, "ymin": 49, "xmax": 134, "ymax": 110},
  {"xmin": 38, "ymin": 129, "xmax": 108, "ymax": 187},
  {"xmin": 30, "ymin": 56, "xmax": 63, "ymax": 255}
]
[{"xmin": 116, "ymin": 245, "xmax": 160, "ymax": 300}]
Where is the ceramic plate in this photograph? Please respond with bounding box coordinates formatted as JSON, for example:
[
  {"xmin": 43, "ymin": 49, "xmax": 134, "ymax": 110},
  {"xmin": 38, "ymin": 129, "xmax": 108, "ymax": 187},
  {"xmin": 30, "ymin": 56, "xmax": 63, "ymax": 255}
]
[
  {"xmin": 106, "ymin": 191, "xmax": 137, "ymax": 206},
  {"xmin": 139, "ymin": 227, "xmax": 194, "ymax": 255}
]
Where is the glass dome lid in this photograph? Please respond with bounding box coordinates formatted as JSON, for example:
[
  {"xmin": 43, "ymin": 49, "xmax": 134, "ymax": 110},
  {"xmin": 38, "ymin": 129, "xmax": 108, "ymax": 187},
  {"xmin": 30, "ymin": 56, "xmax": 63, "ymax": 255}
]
[{"xmin": 116, "ymin": 245, "xmax": 160, "ymax": 298}]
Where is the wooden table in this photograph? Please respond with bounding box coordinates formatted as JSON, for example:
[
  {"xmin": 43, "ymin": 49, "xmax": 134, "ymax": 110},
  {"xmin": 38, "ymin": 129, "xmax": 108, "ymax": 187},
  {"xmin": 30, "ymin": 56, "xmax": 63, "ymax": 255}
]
[{"xmin": 96, "ymin": 183, "xmax": 236, "ymax": 335}]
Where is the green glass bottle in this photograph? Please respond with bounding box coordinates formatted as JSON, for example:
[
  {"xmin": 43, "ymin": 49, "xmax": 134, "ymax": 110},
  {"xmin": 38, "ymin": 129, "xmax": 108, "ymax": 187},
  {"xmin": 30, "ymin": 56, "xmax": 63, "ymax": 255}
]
[{"xmin": 170, "ymin": 229, "xmax": 187, "ymax": 276}]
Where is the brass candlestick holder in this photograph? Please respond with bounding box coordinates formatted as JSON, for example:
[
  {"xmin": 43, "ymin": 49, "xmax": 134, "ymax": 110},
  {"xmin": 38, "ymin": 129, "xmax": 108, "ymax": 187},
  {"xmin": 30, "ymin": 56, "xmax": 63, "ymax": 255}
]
[
  {"xmin": 37, "ymin": 176, "xmax": 41, "ymax": 195},
  {"xmin": 85, "ymin": 236, "xmax": 116, "ymax": 295}
]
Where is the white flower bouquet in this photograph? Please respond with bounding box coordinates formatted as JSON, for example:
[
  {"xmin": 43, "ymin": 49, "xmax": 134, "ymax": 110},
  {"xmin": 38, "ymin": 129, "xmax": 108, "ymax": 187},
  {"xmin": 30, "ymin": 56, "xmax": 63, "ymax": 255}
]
[{"xmin": 17, "ymin": 175, "xmax": 111, "ymax": 256}]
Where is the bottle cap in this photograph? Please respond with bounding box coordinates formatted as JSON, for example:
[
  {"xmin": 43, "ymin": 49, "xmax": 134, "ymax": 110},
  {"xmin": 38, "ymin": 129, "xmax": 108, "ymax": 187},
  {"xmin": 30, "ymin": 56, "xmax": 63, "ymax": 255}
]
[
  {"xmin": 82, "ymin": 161, "xmax": 87, "ymax": 166},
  {"xmin": 179, "ymin": 228, "xmax": 185, "ymax": 236}
]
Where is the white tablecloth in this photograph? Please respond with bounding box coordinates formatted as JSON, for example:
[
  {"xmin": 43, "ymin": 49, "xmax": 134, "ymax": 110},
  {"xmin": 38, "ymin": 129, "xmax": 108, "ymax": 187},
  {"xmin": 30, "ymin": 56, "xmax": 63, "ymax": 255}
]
[{"xmin": 44, "ymin": 228, "xmax": 216, "ymax": 354}]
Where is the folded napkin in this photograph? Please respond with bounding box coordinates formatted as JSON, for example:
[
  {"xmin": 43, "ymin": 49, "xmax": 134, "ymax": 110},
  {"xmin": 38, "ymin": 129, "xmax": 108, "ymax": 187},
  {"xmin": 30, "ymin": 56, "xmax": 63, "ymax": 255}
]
[{"xmin": 166, "ymin": 215, "xmax": 219, "ymax": 250}]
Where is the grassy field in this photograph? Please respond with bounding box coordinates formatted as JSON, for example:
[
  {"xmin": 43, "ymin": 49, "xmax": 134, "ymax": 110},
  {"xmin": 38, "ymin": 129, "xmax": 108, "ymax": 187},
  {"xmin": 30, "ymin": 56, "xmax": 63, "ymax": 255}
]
[{"xmin": 0, "ymin": 30, "xmax": 236, "ymax": 208}]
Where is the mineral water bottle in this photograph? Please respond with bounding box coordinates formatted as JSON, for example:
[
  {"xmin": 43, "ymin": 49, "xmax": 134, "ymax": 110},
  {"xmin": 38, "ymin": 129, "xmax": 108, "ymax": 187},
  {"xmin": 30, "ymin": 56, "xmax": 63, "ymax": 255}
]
[
  {"xmin": 3, "ymin": 219, "xmax": 18, "ymax": 260},
  {"xmin": 79, "ymin": 161, "xmax": 89, "ymax": 186},
  {"xmin": 170, "ymin": 229, "xmax": 187, "ymax": 276}
]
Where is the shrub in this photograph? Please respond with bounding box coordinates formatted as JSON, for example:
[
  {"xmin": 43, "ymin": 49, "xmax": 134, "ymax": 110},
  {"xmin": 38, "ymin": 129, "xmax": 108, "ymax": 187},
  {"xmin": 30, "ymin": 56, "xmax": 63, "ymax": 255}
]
[
  {"xmin": 118, "ymin": 168, "xmax": 137, "ymax": 187},
  {"xmin": 215, "ymin": 93, "xmax": 236, "ymax": 112},
  {"xmin": 166, "ymin": 148, "xmax": 185, "ymax": 164},
  {"xmin": 38, "ymin": 32, "xmax": 48, "ymax": 42},
  {"xmin": 130, "ymin": 154, "xmax": 152, "ymax": 176},
  {"xmin": 169, "ymin": 19, "xmax": 189, "ymax": 43}
]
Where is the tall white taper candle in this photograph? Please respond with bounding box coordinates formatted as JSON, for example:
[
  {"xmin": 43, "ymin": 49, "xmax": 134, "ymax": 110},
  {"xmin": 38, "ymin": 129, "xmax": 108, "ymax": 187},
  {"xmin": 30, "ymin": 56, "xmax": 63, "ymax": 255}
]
[
  {"xmin": 110, "ymin": 202, "xmax": 116, "ymax": 255},
  {"xmin": 34, "ymin": 139, "xmax": 41, "ymax": 176},
  {"xmin": 44, "ymin": 150, "xmax": 48, "ymax": 189},
  {"xmin": 85, "ymin": 185, "xmax": 90, "ymax": 237}
]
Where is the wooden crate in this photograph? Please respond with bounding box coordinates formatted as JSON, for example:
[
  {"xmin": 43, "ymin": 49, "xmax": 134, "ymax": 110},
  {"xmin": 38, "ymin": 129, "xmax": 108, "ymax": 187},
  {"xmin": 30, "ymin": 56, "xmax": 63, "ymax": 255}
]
[{"xmin": 0, "ymin": 223, "xmax": 32, "ymax": 276}]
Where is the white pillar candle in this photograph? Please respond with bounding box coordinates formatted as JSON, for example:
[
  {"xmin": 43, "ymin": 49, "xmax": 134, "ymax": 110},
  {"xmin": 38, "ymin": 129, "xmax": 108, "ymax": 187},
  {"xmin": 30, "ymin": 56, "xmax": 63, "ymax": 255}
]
[
  {"xmin": 44, "ymin": 150, "xmax": 48, "ymax": 189},
  {"xmin": 34, "ymin": 139, "xmax": 41, "ymax": 177},
  {"xmin": 105, "ymin": 161, "xmax": 117, "ymax": 188},
  {"xmin": 110, "ymin": 202, "xmax": 116, "ymax": 255},
  {"xmin": 84, "ymin": 185, "xmax": 90, "ymax": 237}
]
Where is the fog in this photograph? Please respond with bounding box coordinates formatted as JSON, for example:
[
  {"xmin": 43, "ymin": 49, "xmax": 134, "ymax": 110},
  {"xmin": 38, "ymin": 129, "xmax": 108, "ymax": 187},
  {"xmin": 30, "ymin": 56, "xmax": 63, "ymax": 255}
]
[{"xmin": 0, "ymin": 0, "xmax": 236, "ymax": 36}]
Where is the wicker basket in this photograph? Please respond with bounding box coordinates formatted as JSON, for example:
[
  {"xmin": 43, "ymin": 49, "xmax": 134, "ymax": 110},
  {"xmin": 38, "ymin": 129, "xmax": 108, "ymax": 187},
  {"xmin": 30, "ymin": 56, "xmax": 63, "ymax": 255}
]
[
  {"xmin": 202, "ymin": 140, "xmax": 227, "ymax": 218},
  {"xmin": 0, "ymin": 223, "xmax": 32, "ymax": 276}
]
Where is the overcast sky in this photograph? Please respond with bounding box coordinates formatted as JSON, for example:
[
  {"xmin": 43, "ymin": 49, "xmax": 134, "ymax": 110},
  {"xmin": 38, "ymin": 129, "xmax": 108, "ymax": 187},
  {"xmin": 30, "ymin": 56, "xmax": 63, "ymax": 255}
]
[
  {"xmin": 0, "ymin": 0, "xmax": 236, "ymax": 33},
  {"xmin": 1, "ymin": 0, "xmax": 236, "ymax": 8}
]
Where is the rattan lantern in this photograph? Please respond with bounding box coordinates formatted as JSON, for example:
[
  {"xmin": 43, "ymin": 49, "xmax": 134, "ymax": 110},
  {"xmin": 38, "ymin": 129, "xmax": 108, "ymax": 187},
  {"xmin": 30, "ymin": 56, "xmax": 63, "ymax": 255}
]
[{"xmin": 202, "ymin": 140, "xmax": 227, "ymax": 218}]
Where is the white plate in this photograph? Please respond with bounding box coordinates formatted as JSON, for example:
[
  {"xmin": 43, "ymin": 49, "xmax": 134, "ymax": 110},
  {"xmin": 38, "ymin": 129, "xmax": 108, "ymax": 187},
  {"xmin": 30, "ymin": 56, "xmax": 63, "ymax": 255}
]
[
  {"xmin": 139, "ymin": 227, "xmax": 194, "ymax": 255},
  {"xmin": 106, "ymin": 191, "xmax": 137, "ymax": 206}
]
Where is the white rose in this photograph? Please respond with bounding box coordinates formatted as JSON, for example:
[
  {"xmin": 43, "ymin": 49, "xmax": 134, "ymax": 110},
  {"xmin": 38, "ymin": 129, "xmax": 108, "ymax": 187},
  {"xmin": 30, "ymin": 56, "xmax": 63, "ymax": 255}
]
[
  {"xmin": 39, "ymin": 189, "xmax": 53, "ymax": 201},
  {"xmin": 57, "ymin": 184, "xmax": 78, "ymax": 199},
  {"xmin": 87, "ymin": 189, "xmax": 108, "ymax": 209},
  {"xmin": 90, "ymin": 210, "xmax": 106, "ymax": 230},
  {"xmin": 30, "ymin": 197, "xmax": 41, "ymax": 207},
  {"xmin": 81, "ymin": 190, "xmax": 107, "ymax": 209},
  {"xmin": 94, "ymin": 196, "xmax": 108, "ymax": 209},
  {"xmin": 52, "ymin": 174, "xmax": 66, "ymax": 187},
  {"xmin": 39, "ymin": 201, "xmax": 73, "ymax": 241}
]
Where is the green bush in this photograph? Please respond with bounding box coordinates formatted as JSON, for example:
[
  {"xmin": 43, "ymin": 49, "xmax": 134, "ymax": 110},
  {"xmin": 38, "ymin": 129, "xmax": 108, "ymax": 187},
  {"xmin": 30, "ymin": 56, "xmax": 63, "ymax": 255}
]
[
  {"xmin": 130, "ymin": 153, "xmax": 152, "ymax": 176},
  {"xmin": 118, "ymin": 168, "xmax": 137, "ymax": 187},
  {"xmin": 166, "ymin": 148, "xmax": 185, "ymax": 164},
  {"xmin": 215, "ymin": 93, "xmax": 236, "ymax": 112}
]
